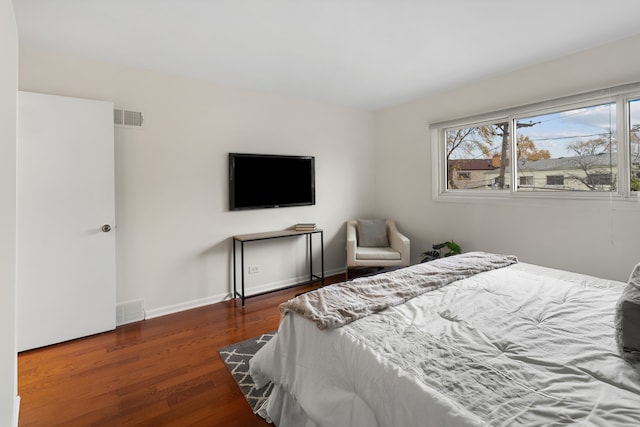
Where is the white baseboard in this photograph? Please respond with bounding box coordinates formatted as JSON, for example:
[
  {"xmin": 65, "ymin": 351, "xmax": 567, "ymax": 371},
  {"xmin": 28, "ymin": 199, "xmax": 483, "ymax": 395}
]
[
  {"xmin": 143, "ymin": 268, "xmax": 344, "ymax": 321},
  {"xmin": 144, "ymin": 293, "xmax": 229, "ymax": 320},
  {"xmin": 13, "ymin": 395, "xmax": 20, "ymax": 427}
]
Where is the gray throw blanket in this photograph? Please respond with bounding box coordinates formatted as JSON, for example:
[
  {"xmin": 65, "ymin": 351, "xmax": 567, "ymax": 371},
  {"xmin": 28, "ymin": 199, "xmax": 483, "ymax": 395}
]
[{"xmin": 280, "ymin": 251, "xmax": 518, "ymax": 329}]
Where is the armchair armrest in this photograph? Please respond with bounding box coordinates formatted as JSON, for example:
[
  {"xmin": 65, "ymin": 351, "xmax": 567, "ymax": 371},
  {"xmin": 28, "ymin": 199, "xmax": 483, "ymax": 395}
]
[
  {"xmin": 346, "ymin": 220, "xmax": 358, "ymax": 267},
  {"xmin": 386, "ymin": 220, "xmax": 410, "ymax": 266}
]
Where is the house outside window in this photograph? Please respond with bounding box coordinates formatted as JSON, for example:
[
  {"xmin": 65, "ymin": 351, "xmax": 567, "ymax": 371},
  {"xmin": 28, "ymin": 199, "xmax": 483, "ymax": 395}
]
[{"xmin": 447, "ymin": 157, "xmax": 502, "ymax": 190}]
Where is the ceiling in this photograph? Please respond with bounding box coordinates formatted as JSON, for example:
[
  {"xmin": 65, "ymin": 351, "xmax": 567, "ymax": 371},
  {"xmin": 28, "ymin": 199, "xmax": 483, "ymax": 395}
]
[{"xmin": 13, "ymin": 0, "xmax": 640, "ymax": 110}]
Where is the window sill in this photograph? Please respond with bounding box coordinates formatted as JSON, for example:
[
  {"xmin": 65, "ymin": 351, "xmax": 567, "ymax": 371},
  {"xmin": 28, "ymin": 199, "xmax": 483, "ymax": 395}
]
[{"xmin": 433, "ymin": 189, "xmax": 640, "ymax": 207}]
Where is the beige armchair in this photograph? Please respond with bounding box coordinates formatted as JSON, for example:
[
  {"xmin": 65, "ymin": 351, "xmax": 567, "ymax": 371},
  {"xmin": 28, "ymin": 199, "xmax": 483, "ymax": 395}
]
[{"xmin": 346, "ymin": 219, "xmax": 410, "ymax": 278}]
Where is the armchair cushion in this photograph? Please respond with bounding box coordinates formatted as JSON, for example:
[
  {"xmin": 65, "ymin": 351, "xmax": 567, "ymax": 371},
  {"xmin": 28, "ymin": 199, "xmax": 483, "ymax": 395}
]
[
  {"xmin": 357, "ymin": 219, "xmax": 389, "ymax": 247},
  {"xmin": 356, "ymin": 246, "xmax": 401, "ymax": 261}
]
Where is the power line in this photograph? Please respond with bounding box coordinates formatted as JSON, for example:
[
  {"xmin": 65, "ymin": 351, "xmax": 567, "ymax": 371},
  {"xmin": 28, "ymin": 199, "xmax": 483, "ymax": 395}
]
[
  {"xmin": 527, "ymin": 131, "xmax": 614, "ymax": 143},
  {"xmin": 520, "ymin": 103, "xmax": 615, "ymax": 126}
]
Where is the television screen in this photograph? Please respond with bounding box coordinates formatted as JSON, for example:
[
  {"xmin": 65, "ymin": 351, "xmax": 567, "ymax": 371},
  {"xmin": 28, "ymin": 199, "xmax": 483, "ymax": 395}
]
[{"xmin": 229, "ymin": 153, "xmax": 315, "ymax": 210}]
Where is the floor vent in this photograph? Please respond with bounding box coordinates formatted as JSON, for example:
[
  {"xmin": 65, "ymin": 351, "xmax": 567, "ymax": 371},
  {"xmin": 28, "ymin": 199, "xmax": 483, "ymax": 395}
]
[
  {"xmin": 116, "ymin": 299, "xmax": 145, "ymax": 326},
  {"xmin": 114, "ymin": 109, "xmax": 144, "ymax": 128}
]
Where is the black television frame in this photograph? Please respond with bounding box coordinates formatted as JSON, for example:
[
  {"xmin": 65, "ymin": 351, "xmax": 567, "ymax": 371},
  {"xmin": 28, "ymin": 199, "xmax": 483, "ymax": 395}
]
[{"xmin": 228, "ymin": 153, "xmax": 316, "ymax": 211}]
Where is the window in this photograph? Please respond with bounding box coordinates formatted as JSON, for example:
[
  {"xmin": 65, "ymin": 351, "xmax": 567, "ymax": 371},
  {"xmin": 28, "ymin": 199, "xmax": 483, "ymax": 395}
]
[
  {"xmin": 588, "ymin": 173, "xmax": 613, "ymax": 187},
  {"xmin": 519, "ymin": 176, "xmax": 533, "ymax": 186},
  {"xmin": 445, "ymin": 122, "xmax": 510, "ymax": 191},
  {"xmin": 546, "ymin": 175, "xmax": 564, "ymax": 186},
  {"xmin": 516, "ymin": 102, "xmax": 616, "ymax": 192},
  {"xmin": 630, "ymin": 98, "xmax": 640, "ymax": 191},
  {"xmin": 432, "ymin": 82, "xmax": 640, "ymax": 201}
]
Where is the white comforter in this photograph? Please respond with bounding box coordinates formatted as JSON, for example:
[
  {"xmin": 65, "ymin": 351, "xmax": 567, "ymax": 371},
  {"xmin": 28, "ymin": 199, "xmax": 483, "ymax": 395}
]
[{"xmin": 250, "ymin": 262, "xmax": 640, "ymax": 426}]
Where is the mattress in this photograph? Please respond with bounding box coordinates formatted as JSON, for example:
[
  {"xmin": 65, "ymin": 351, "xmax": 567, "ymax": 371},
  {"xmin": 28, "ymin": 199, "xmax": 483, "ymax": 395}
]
[{"xmin": 250, "ymin": 261, "xmax": 640, "ymax": 426}]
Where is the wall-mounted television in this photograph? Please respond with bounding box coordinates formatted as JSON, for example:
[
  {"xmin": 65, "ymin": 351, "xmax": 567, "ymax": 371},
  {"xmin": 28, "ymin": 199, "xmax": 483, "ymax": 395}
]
[{"xmin": 229, "ymin": 153, "xmax": 316, "ymax": 210}]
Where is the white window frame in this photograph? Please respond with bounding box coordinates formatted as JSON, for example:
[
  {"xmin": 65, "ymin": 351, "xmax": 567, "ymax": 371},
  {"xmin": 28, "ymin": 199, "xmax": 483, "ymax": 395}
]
[
  {"xmin": 431, "ymin": 82, "xmax": 640, "ymax": 203},
  {"xmin": 433, "ymin": 116, "xmax": 511, "ymax": 200}
]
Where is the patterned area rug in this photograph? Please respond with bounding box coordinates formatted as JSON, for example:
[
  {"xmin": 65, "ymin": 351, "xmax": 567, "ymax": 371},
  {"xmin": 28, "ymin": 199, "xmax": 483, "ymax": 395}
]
[{"xmin": 218, "ymin": 332, "xmax": 276, "ymax": 414}]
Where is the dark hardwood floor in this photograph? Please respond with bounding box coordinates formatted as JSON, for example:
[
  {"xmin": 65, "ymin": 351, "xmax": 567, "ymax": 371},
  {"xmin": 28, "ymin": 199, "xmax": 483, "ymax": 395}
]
[{"xmin": 18, "ymin": 276, "xmax": 343, "ymax": 427}]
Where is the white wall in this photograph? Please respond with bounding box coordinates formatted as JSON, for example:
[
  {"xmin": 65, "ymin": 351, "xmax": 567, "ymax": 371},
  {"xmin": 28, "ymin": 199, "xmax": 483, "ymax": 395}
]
[
  {"xmin": 19, "ymin": 30, "xmax": 640, "ymax": 325},
  {"xmin": 0, "ymin": 0, "xmax": 18, "ymax": 424},
  {"xmin": 19, "ymin": 48, "xmax": 375, "ymax": 316},
  {"xmin": 374, "ymin": 34, "xmax": 640, "ymax": 282}
]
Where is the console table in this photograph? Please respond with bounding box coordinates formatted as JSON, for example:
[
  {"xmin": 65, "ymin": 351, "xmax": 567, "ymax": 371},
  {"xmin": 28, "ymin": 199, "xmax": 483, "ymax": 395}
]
[{"xmin": 232, "ymin": 229, "xmax": 324, "ymax": 305}]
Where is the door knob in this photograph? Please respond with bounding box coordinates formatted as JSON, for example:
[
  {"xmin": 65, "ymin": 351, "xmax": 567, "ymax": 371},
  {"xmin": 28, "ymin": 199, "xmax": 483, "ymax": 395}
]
[{"xmin": 101, "ymin": 224, "xmax": 112, "ymax": 232}]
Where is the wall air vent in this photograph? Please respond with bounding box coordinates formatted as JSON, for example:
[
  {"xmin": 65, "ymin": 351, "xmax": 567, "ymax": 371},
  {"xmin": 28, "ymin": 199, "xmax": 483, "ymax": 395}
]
[
  {"xmin": 116, "ymin": 299, "xmax": 145, "ymax": 325},
  {"xmin": 114, "ymin": 109, "xmax": 144, "ymax": 128}
]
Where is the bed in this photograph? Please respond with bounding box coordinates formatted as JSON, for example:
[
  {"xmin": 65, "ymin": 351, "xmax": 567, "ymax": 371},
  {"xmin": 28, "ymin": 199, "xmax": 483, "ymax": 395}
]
[{"xmin": 249, "ymin": 252, "xmax": 640, "ymax": 426}]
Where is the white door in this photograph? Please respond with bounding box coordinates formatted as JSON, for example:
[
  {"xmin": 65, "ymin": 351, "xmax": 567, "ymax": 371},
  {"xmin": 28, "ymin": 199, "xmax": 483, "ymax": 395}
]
[{"xmin": 17, "ymin": 91, "xmax": 116, "ymax": 352}]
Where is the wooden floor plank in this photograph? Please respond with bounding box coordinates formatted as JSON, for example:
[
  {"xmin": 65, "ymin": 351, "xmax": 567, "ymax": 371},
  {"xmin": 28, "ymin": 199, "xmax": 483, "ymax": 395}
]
[{"xmin": 17, "ymin": 277, "xmax": 342, "ymax": 426}]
